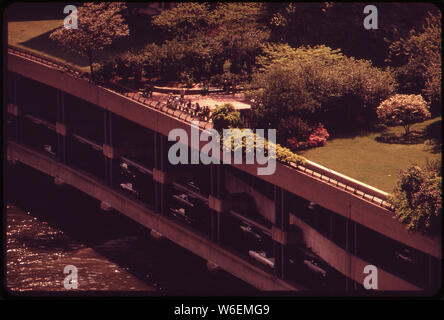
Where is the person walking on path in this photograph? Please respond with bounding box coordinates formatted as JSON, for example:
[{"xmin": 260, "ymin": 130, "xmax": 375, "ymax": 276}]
[
  {"xmin": 223, "ymin": 79, "xmax": 228, "ymax": 93},
  {"xmin": 202, "ymin": 81, "xmax": 209, "ymax": 95},
  {"xmin": 203, "ymin": 106, "xmax": 211, "ymax": 121},
  {"xmin": 186, "ymin": 100, "xmax": 192, "ymax": 114},
  {"xmin": 143, "ymin": 83, "xmax": 153, "ymax": 98}
]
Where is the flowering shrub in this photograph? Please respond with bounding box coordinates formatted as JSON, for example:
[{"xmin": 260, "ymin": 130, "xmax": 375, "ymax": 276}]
[
  {"xmin": 376, "ymin": 94, "xmax": 431, "ymax": 135},
  {"xmin": 286, "ymin": 123, "xmax": 329, "ymax": 150}
]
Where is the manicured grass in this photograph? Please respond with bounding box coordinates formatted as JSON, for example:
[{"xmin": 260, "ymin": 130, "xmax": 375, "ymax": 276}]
[
  {"xmin": 8, "ymin": 19, "xmax": 162, "ymax": 74},
  {"xmin": 8, "ymin": 20, "xmax": 91, "ymax": 72},
  {"xmin": 299, "ymin": 117, "xmax": 441, "ymax": 193}
]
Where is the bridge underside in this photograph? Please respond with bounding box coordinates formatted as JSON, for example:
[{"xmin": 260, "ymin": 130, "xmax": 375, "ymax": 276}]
[{"xmin": 7, "ymin": 141, "xmax": 300, "ymax": 291}]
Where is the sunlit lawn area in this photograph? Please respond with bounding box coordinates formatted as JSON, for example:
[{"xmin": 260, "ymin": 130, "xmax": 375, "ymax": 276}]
[
  {"xmin": 8, "ymin": 19, "xmax": 155, "ymax": 73},
  {"xmin": 300, "ymin": 117, "xmax": 441, "ymax": 193},
  {"xmin": 8, "ymin": 20, "xmax": 91, "ymax": 72}
]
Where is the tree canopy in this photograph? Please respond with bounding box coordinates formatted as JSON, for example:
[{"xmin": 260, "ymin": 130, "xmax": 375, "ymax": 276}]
[
  {"xmin": 387, "ymin": 12, "xmax": 441, "ymax": 108},
  {"xmin": 50, "ymin": 2, "xmax": 129, "ymax": 75},
  {"xmin": 391, "ymin": 160, "xmax": 442, "ymax": 236},
  {"xmin": 248, "ymin": 44, "xmax": 397, "ymax": 132},
  {"xmin": 150, "ymin": 2, "xmax": 270, "ymax": 81}
]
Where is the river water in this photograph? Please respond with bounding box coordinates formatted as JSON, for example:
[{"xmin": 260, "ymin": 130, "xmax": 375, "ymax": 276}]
[{"xmin": 5, "ymin": 163, "xmax": 257, "ymax": 295}]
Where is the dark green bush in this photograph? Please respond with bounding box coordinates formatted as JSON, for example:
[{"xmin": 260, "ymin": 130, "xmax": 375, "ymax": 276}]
[
  {"xmin": 211, "ymin": 104, "xmax": 242, "ymax": 132},
  {"xmin": 390, "ymin": 159, "xmax": 442, "ymax": 236},
  {"xmin": 248, "ymin": 44, "xmax": 397, "ymax": 132}
]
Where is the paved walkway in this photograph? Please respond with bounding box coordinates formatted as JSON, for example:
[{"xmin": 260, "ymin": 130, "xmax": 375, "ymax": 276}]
[
  {"xmin": 178, "ymin": 92, "xmax": 252, "ymax": 110},
  {"xmin": 130, "ymin": 89, "xmax": 252, "ymax": 111}
]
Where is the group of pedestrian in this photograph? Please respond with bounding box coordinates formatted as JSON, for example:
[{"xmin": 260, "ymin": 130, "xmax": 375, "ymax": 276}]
[
  {"xmin": 166, "ymin": 94, "xmax": 211, "ymax": 121},
  {"xmin": 142, "ymin": 83, "xmax": 154, "ymax": 98},
  {"xmin": 222, "ymin": 78, "xmax": 237, "ymax": 93}
]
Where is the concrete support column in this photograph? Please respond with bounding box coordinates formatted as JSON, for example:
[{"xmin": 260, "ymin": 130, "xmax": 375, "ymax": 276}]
[
  {"xmin": 56, "ymin": 90, "xmax": 67, "ymax": 163},
  {"xmin": 273, "ymin": 186, "xmax": 289, "ymax": 280},
  {"xmin": 209, "ymin": 164, "xmax": 225, "ymax": 244},
  {"xmin": 353, "ymin": 221, "xmax": 358, "ymax": 291},
  {"xmin": 345, "ymin": 217, "xmax": 356, "ymax": 291},
  {"xmin": 153, "ymin": 132, "xmax": 171, "ymax": 215},
  {"xmin": 8, "ymin": 72, "xmax": 19, "ymax": 143},
  {"xmin": 103, "ymin": 110, "xmax": 115, "ymax": 187}
]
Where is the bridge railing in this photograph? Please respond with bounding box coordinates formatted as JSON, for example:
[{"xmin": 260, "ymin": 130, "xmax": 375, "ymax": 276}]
[
  {"xmin": 298, "ymin": 160, "xmax": 392, "ymax": 209},
  {"xmin": 8, "ymin": 45, "xmax": 88, "ymax": 79},
  {"xmin": 8, "ymin": 46, "xmax": 393, "ymax": 210}
]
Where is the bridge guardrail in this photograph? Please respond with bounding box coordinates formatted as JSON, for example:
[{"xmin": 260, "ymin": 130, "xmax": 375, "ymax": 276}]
[
  {"xmin": 299, "ymin": 160, "xmax": 392, "ymax": 209},
  {"xmin": 8, "ymin": 46, "xmax": 393, "ymax": 210}
]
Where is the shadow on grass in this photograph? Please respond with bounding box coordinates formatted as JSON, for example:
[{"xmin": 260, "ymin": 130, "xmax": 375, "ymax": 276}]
[
  {"xmin": 423, "ymin": 119, "xmax": 442, "ymax": 154},
  {"xmin": 19, "ymin": 29, "xmax": 89, "ymax": 68},
  {"xmin": 375, "ymin": 119, "xmax": 442, "ymax": 153},
  {"xmin": 375, "ymin": 131, "xmax": 426, "ymax": 144},
  {"xmin": 17, "ymin": 26, "xmax": 157, "ymax": 71}
]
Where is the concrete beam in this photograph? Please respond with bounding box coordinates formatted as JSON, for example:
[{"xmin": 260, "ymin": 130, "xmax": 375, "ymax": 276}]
[
  {"xmin": 55, "ymin": 122, "xmax": 67, "ymax": 136},
  {"xmin": 150, "ymin": 229, "xmax": 164, "ymax": 240},
  {"xmin": 206, "ymin": 260, "xmax": 220, "ymax": 271},
  {"xmin": 7, "ymin": 155, "xmax": 18, "ymax": 165},
  {"xmin": 153, "ymin": 168, "xmax": 174, "ymax": 184},
  {"xmin": 153, "ymin": 168, "xmax": 193, "ymax": 184},
  {"xmin": 7, "ymin": 103, "xmax": 19, "ymax": 117},
  {"xmin": 290, "ymin": 212, "xmax": 421, "ymax": 290},
  {"xmin": 272, "ymin": 226, "xmax": 288, "ymax": 245},
  {"xmin": 102, "ymin": 144, "xmax": 116, "ymax": 159},
  {"xmin": 100, "ymin": 201, "xmax": 112, "ymax": 211},
  {"xmin": 208, "ymin": 195, "xmax": 228, "ymax": 213},
  {"xmin": 54, "ymin": 177, "xmax": 65, "ymax": 186},
  {"xmin": 208, "ymin": 193, "xmax": 254, "ymax": 213},
  {"xmin": 272, "ymin": 226, "xmax": 301, "ymax": 245}
]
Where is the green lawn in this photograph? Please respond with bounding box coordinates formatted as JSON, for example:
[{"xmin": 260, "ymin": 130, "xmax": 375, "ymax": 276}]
[
  {"xmin": 299, "ymin": 117, "xmax": 441, "ymax": 193},
  {"xmin": 8, "ymin": 20, "xmax": 91, "ymax": 72},
  {"xmin": 8, "ymin": 19, "xmax": 161, "ymax": 74}
]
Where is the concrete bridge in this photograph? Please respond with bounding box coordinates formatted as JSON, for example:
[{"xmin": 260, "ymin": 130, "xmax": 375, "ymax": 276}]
[{"xmin": 5, "ymin": 47, "xmax": 441, "ymax": 292}]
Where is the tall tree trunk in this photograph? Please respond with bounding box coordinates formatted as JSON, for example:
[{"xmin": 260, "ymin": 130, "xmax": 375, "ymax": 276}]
[{"xmin": 404, "ymin": 124, "xmax": 410, "ymax": 136}]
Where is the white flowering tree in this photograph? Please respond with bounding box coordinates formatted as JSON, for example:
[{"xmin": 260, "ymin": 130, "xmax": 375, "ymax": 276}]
[
  {"xmin": 50, "ymin": 2, "xmax": 129, "ymax": 77},
  {"xmin": 376, "ymin": 94, "xmax": 431, "ymax": 135}
]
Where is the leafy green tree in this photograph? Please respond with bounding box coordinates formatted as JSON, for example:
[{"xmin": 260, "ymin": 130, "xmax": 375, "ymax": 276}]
[
  {"xmin": 387, "ymin": 11, "xmax": 441, "ymax": 107},
  {"xmin": 49, "ymin": 2, "xmax": 129, "ymax": 76},
  {"xmin": 248, "ymin": 62, "xmax": 320, "ymax": 130},
  {"xmin": 269, "ymin": 3, "xmax": 438, "ymax": 65},
  {"xmin": 211, "ymin": 103, "xmax": 242, "ymax": 132},
  {"xmin": 390, "ymin": 160, "xmax": 442, "ymax": 236},
  {"xmin": 150, "ymin": 2, "xmax": 269, "ymax": 82},
  {"xmin": 376, "ymin": 94, "xmax": 431, "ymax": 135},
  {"xmin": 248, "ymin": 44, "xmax": 397, "ymax": 132}
]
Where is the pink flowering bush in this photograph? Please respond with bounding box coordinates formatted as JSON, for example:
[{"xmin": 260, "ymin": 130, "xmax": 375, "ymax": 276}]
[
  {"xmin": 376, "ymin": 94, "xmax": 431, "ymax": 135},
  {"xmin": 286, "ymin": 123, "xmax": 329, "ymax": 150}
]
